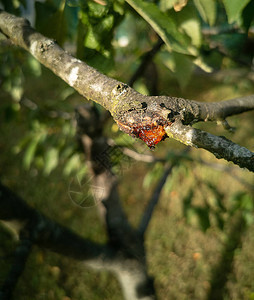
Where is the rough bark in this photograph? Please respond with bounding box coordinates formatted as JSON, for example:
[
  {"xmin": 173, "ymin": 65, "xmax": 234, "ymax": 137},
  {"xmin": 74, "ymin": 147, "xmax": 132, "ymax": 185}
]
[
  {"xmin": 165, "ymin": 119, "xmax": 254, "ymax": 172},
  {"xmin": 0, "ymin": 10, "xmax": 253, "ymax": 171}
]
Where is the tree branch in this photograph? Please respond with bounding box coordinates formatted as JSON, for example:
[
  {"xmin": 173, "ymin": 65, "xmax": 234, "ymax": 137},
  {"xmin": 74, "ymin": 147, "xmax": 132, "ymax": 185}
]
[
  {"xmin": 165, "ymin": 119, "xmax": 254, "ymax": 172},
  {"xmin": 138, "ymin": 164, "xmax": 173, "ymax": 237},
  {"xmin": 0, "ymin": 10, "xmax": 254, "ymax": 171},
  {"xmin": 0, "ymin": 182, "xmax": 155, "ymax": 300},
  {"xmin": 128, "ymin": 37, "xmax": 164, "ymax": 88},
  {"xmin": 199, "ymin": 95, "xmax": 254, "ymax": 121},
  {"xmin": 75, "ymin": 105, "xmax": 156, "ymax": 299},
  {"xmin": 0, "ymin": 183, "xmax": 110, "ymax": 262}
]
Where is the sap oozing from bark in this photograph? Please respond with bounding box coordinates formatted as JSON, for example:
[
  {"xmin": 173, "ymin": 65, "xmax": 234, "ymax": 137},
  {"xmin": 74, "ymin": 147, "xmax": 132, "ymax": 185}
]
[{"xmin": 117, "ymin": 120, "xmax": 170, "ymax": 148}]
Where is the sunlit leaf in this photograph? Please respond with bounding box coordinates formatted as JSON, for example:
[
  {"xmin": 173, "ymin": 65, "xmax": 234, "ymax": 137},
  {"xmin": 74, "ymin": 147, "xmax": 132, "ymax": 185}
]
[
  {"xmin": 26, "ymin": 56, "xmax": 42, "ymax": 77},
  {"xmin": 77, "ymin": 1, "xmax": 123, "ymax": 72},
  {"xmin": 193, "ymin": 0, "xmax": 216, "ymax": 26},
  {"xmin": 173, "ymin": 0, "xmax": 188, "ymax": 12},
  {"xmin": 2, "ymin": 67, "xmax": 24, "ymax": 101},
  {"xmin": 193, "ymin": 57, "xmax": 213, "ymax": 73},
  {"xmin": 13, "ymin": 134, "xmax": 32, "ymax": 154},
  {"xmin": 125, "ymin": 0, "xmax": 197, "ymax": 55},
  {"xmin": 222, "ymin": 0, "xmax": 251, "ymax": 23},
  {"xmin": 174, "ymin": 4, "xmax": 201, "ymax": 47},
  {"xmin": 160, "ymin": 51, "xmax": 195, "ymax": 89},
  {"xmin": 159, "ymin": 0, "xmax": 179, "ymax": 12},
  {"xmin": 44, "ymin": 148, "xmax": 59, "ymax": 175},
  {"xmin": 133, "ymin": 81, "xmax": 149, "ymax": 95},
  {"xmin": 23, "ymin": 137, "xmax": 40, "ymax": 170},
  {"xmin": 143, "ymin": 163, "xmax": 164, "ymax": 190},
  {"xmin": 63, "ymin": 153, "xmax": 82, "ymax": 176}
]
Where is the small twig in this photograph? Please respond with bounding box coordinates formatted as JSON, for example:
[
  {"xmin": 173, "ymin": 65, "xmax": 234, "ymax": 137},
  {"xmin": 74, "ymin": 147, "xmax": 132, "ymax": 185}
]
[
  {"xmin": 20, "ymin": 97, "xmax": 72, "ymax": 119},
  {"xmin": 107, "ymin": 137, "xmax": 160, "ymax": 163},
  {"xmin": 201, "ymin": 24, "xmax": 242, "ymax": 36},
  {"xmin": 121, "ymin": 147, "xmax": 158, "ymax": 163},
  {"xmin": 202, "ymin": 27, "xmax": 252, "ymax": 68},
  {"xmin": 138, "ymin": 164, "xmax": 173, "ymax": 237},
  {"xmin": 128, "ymin": 38, "xmax": 164, "ymax": 87}
]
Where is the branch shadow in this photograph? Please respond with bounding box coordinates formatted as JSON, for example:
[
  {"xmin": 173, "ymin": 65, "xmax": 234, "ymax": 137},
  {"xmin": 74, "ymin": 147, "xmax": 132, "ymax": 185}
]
[{"xmin": 207, "ymin": 213, "xmax": 246, "ymax": 300}]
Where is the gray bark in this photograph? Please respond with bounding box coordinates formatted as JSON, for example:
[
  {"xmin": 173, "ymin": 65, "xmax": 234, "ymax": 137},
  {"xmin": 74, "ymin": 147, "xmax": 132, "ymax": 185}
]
[{"xmin": 0, "ymin": 9, "xmax": 253, "ymax": 171}]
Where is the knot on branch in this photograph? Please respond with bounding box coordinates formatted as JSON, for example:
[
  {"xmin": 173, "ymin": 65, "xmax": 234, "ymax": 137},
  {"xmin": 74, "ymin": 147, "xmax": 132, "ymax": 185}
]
[
  {"xmin": 38, "ymin": 39, "xmax": 55, "ymax": 53},
  {"xmin": 111, "ymin": 83, "xmax": 130, "ymax": 100}
]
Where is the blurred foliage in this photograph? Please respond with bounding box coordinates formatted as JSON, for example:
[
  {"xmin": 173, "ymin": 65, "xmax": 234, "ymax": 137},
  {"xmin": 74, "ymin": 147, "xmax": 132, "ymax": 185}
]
[
  {"xmin": 1, "ymin": 0, "xmax": 253, "ymax": 85},
  {"xmin": 35, "ymin": 0, "xmax": 79, "ymax": 46},
  {"xmin": 0, "ymin": 0, "xmax": 254, "ymax": 299},
  {"xmin": 0, "ymin": 0, "xmax": 253, "ymax": 234},
  {"xmin": 76, "ymin": 0, "xmax": 125, "ymax": 72},
  {"xmin": 0, "ymin": 0, "xmax": 253, "ymax": 237}
]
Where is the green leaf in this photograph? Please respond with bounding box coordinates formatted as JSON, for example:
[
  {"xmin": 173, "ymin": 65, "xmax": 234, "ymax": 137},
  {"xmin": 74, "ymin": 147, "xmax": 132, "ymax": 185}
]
[
  {"xmin": 174, "ymin": 4, "xmax": 202, "ymax": 47},
  {"xmin": 214, "ymin": 212, "xmax": 225, "ymax": 230},
  {"xmin": 77, "ymin": 1, "xmax": 123, "ymax": 72},
  {"xmin": 222, "ymin": 0, "xmax": 251, "ymax": 23},
  {"xmin": 193, "ymin": 0, "xmax": 216, "ymax": 26},
  {"xmin": 82, "ymin": 49, "xmax": 115, "ymax": 74},
  {"xmin": 26, "ymin": 56, "xmax": 42, "ymax": 77},
  {"xmin": 143, "ymin": 163, "xmax": 164, "ymax": 190},
  {"xmin": 210, "ymin": 33, "xmax": 247, "ymax": 57},
  {"xmin": 63, "ymin": 154, "xmax": 82, "ymax": 176},
  {"xmin": 35, "ymin": 0, "xmax": 68, "ymax": 46},
  {"xmin": 241, "ymin": 0, "xmax": 254, "ymax": 30},
  {"xmin": 159, "ymin": 0, "xmax": 179, "ymax": 11},
  {"xmin": 160, "ymin": 51, "xmax": 195, "ymax": 89},
  {"xmin": 2, "ymin": 66, "xmax": 24, "ymax": 101},
  {"xmin": 183, "ymin": 189, "xmax": 194, "ymax": 215},
  {"xmin": 23, "ymin": 137, "xmax": 40, "ymax": 170},
  {"xmin": 13, "ymin": 134, "xmax": 32, "ymax": 154},
  {"xmin": 125, "ymin": 0, "xmax": 197, "ymax": 55},
  {"xmin": 133, "ymin": 80, "xmax": 150, "ymax": 95},
  {"xmin": 193, "ymin": 57, "xmax": 213, "ymax": 73},
  {"xmin": 44, "ymin": 148, "xmax": 59, "ymax": 175}
]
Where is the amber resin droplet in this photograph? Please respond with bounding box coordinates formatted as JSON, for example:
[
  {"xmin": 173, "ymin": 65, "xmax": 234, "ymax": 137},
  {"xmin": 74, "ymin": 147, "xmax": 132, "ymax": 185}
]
[{"xmin": 117, "ymin": 120, "xmax": 169, "ymax": 148}]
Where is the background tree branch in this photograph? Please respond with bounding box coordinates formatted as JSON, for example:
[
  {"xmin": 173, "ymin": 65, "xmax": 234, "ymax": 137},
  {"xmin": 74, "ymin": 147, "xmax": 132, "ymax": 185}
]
[
  {"xmin": 1, "ymin": 103, "xmax": 181, "ymax": 300},
  {"xmin": 0, "ymin": 177, "xmax": 155, "ymax": 300},
  {"xmin": 138, "ymin": 163, "xmax": 173, "ymax": 237}
]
